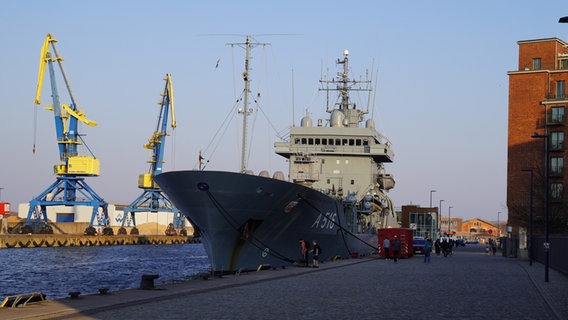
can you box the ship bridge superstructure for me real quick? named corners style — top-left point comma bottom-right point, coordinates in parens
top-left (274, 121), bottom-right (395, 200)
top-left (275, 50), bottom-right (395, 230)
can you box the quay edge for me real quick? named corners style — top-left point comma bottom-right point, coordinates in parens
top-left (0, 234), bottom-right (200, 249)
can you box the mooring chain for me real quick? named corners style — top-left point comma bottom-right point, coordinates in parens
top-left (204, 190), bottom-right (296, 264)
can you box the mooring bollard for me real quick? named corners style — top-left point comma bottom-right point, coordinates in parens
top-left (98, 288), bottom-right (109, 295)
top-left (140, 274), bottom-right (160, 289)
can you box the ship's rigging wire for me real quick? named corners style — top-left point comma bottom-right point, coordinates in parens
top-left (202, 42), bottom-right (285, 169)
top-left (33, 104), bottom-right (38, 154)
top-left (367, 60), bottom-right (375, 114)
top-left (170, 128), bottom-right (176, 170)
top-left (371, 68), bottom-right (378, 120)
top-left (199, 92), bottom-right (242, 168)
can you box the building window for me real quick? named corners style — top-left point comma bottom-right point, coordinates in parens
top-left (557, 80), bottom-right (566, 98)
top-left (551, 157), bottom-right (564, 176)
top-left (551, 183), bottom-right (563, 201)
top-left (550, 132), bottom-right (564, 151)
top-left (410, 212), bottom-right (435, 238)
top-left (561, 59), bottom-right (568, 70)
top-left (550, 106), bottom-right (565, 124)
top-left (533, 58), bottom-right (541, 70)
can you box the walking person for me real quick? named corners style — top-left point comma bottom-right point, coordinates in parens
top-left (434, 238), bottom-right (441, 256)
top-left (391, 236), bottom-right (400, 263)
top-left (311, 240), bottom-right (322, 268)
top-left (382, 237), bottom-right (391, 260)
top-left (424, 238), bottom-right (433, 263)
top-left (299, 239), bottom-right (310, 267)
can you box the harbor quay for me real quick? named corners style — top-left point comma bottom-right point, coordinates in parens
top-left (1, 245), bottom-right (567, 320)
top-left (0, 234), bottom-right (199, 249)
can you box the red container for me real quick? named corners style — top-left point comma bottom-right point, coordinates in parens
top-left (378, 228), bottom-right (414, 258)
top-left (0, 202), bottom-right (10, 215)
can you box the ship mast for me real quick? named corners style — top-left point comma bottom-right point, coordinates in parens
top-left (227, 35), bottom-right (269, 173)
top-left (320, 50), bottom-right (371, 128)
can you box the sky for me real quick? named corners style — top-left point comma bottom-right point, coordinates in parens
top-left (1, 1), bottom-right (568, 223)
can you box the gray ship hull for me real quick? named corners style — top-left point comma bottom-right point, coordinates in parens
top-left (154, 170), bottom-right (377, 272)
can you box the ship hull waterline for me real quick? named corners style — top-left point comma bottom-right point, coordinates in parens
top-left (154, 170), bottom-right (378, 272)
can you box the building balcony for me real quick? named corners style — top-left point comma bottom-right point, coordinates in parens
top-left (547, 114), bottom-right (565, 126)
top-left (545, 92), bottom-right (568, 100)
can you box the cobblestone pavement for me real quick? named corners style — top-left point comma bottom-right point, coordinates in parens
top-left (3, 245), bottom-right (567, 320)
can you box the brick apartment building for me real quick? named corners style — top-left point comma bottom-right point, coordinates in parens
top-left (507, 37), bottom-right (568, 236)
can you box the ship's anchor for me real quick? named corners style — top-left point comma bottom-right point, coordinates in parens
top-left (204, 190), bottom-right (295, 264)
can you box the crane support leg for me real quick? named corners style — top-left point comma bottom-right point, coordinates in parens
top-left (22, 177), bottom-right (112, 235)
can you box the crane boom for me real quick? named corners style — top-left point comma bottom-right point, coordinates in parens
top-left (21, 33), bottom-right (111, 236)
top-left (34, 34), bottom-right (55, 105)
top-left (120, 74), bottom-right (183, 235)
top-left (34, 33), bottom-right (99, 174)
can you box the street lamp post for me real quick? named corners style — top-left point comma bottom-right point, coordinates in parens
top-left (497, 211), bottom-right (501, 238)
top-left (429, 190), bottom-right (436, 239)
top-left (429, 190), bottom-right (436, 209)
top-left (531, 131), bottom-right (549, 282)
top-left (439, 199), bottom-right (444, 237)
top-left (521, 168), bottom-right (534, 266)
top-left (448, 206), bottom-right (453, 234)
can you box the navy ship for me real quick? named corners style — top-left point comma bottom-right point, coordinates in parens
top-left (155, 39), bottom-right (396, 273)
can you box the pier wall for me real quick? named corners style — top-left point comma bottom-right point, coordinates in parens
top-left (0, 234), bottom-right (200, 249)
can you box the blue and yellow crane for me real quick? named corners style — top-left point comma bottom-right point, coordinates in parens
top-left (118, 74), bottom-right (185, 236)
top-left (21, 34), bottom-right (112, 235)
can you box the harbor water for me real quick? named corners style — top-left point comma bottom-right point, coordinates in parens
top-left (0, 243), bottom-right (211, 300)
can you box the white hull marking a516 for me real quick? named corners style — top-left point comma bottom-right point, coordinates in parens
top-left (311, 212), bottom-right (337, 229)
